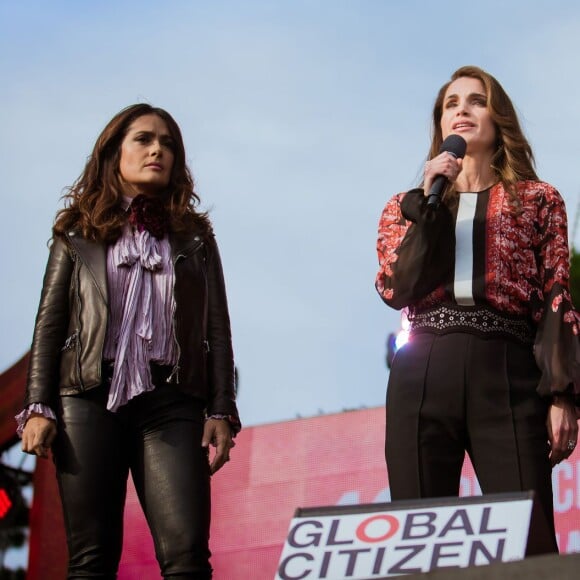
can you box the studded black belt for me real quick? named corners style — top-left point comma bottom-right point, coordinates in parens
top-left (409, 304), bottom-right (535, 345)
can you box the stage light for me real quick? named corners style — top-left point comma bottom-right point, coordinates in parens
top-left (0, 487), bottom-right (13, 519)
top-left (386, 310), bottom-right (411, 369)
top-left (394, 329), bottom-right (410, 350)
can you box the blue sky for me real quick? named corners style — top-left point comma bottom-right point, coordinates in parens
top-left (1, 0), bottom-right (580, 430)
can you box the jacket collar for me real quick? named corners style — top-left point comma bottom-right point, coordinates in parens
top-left (170, 232), bottom-right (206, 262)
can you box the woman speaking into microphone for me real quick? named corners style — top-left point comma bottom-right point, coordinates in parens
top-left (375, 65), bottom-right (579, 550)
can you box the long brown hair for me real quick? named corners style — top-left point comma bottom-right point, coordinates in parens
top-left (429, 66), bottom-right (538, 204)
top-left (53, 104), bottom-right (211, 242)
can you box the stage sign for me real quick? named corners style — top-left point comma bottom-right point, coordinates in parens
top-left (276, 493), bottom-right (535, 579)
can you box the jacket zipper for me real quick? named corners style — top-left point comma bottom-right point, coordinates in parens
top-left (73, 256), bottom-right (84, 390)
top-left (168, 251), bottom-right (186, 383)
top-left (62, 332), bottom-right (78, 351)
top-left (167, 238), bottom-right (206, 384)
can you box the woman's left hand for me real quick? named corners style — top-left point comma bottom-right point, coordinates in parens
top-left (546, 396), bottom-right (579, 467)
top-left (202, 418), bottom-right (235, 474)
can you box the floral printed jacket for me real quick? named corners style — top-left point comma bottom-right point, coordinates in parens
top-left (375, 180), bottom-right (580, 398)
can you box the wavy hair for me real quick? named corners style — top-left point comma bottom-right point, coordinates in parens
top-left (53, 104), bottom-right (211, 242)
top-left (428, 66), bottom-right (538, 206)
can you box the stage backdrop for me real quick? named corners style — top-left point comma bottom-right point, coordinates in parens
top-left (28, 406), bottom-right (580, 579)
top-left (119, 407), bottom-right (580, 579)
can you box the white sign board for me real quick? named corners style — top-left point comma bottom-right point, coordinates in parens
top-left (276, 495), bottom-right (533, 579)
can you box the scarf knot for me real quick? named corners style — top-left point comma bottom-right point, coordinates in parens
top-left (128, 194), bottom-right (170, 239)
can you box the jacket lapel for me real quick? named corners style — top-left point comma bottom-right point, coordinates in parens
top-left (66, 232), bottom-right (108, 305)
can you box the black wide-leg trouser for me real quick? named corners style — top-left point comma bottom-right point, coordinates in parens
top-left (386, 331), bottom-right (557, 551)
top-left (52, 378), bottom-right (212, 579)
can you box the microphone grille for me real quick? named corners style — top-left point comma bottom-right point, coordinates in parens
top-left (439, 134), bottom-right (467, 158)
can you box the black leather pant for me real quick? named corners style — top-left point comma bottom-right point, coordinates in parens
top-left (52, 377), bottom-right (212, 579)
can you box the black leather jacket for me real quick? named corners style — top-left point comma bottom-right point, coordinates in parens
top-left (25, 229), bottom-right (240, 427)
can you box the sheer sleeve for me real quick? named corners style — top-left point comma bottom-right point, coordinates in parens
top-left (531, 186), bottom-right (580, 399)
top-left (375, 189), bottom-right (455, 310)
top-left (15, 403), bottom-right (57, 437)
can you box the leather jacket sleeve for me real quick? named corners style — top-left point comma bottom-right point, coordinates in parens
top-left (25, 237), bottom-right (74, 408)
top-left (205, 236), bottom-right (241, 431)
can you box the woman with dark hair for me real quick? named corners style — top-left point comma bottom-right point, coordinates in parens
top-left (376, 66), bottom-right (579, 549)
top-left (18, 104), bottom-right (240, 579)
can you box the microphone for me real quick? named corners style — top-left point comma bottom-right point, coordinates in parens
top-left (425, 134), bottom-right (467, 209)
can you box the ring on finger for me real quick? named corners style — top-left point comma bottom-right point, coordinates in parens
top-left (567, 440), bottom-right (577, 451)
